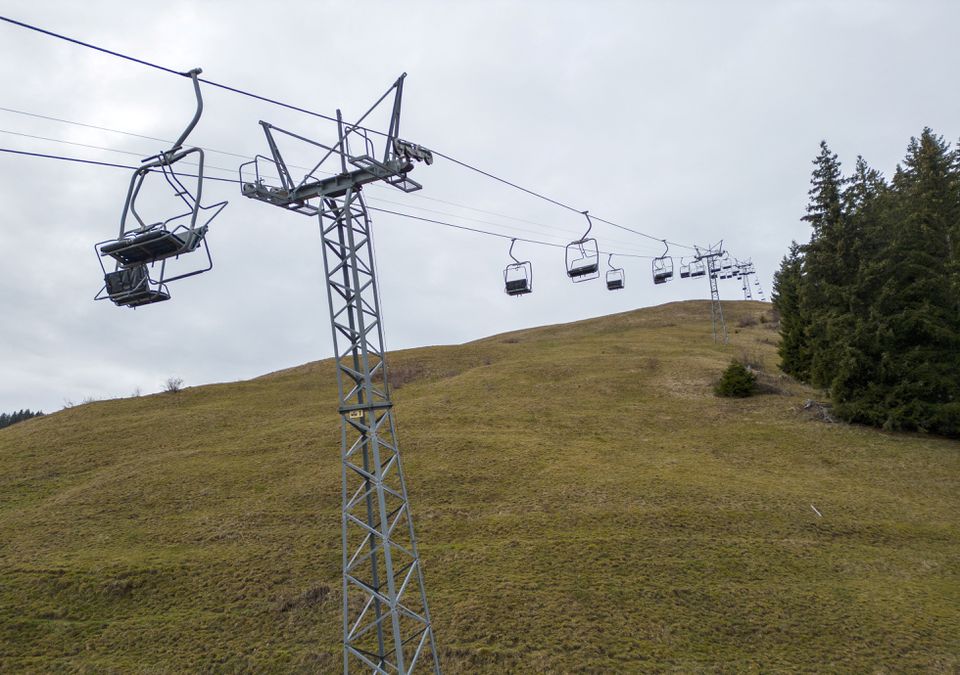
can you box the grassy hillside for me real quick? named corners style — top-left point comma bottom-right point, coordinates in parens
top-left (1, 300), bottom-right (958, 673)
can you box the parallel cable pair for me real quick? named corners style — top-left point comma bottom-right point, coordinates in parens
top-left (0, 14), bottom-right (699, 252)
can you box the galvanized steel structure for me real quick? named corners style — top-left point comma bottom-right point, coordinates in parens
top-left (241, 74), bottom-right (440, 674)
top-left (695, 242), bottom-right (728, 344)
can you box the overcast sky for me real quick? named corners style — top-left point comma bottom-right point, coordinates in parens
top-left (1, 1), bottom-right (958, 413)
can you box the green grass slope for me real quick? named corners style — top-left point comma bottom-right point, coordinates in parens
top-left (1, 300), bottom-right (958, 673)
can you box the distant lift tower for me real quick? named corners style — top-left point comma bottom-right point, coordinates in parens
top-left (694, 242), bottom-right (728, 344)
top-left (240, 75), bottom-right (440, 674)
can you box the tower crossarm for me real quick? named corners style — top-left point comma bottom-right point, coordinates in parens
top-left (241, 157), bottom-right (419, 215)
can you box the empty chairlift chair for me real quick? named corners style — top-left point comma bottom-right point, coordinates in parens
top-left (565, 212), bottom-right (600, 282)
top-left (605, 254), bottom-right (625, 290)
top-left (102, 264), bottom-right (170, 307)
top-left (689, 259), bottom-right (706, 278)
top-left (652, 240), bottom-right (674, 285)
top-left (94, 68), bottom-right (227, 308)
top-left (504, 238), bottom-right (533, 296)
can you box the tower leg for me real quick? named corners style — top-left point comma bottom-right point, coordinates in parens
top-left (706, 257), bottom-right (727, 344)
top-left (318, 187), bottom-right (440, 674)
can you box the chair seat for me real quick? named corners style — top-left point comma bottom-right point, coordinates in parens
top-left (505, 279), bottom-right (531, 295)
top-left (100, 228), bottom-right (199, 265)
top-left (115, 289), bottom-right (171, 307)
top-left (567, 262), bottom-right (598, 278)
top-left (103, 266), bottom-right (170, 307)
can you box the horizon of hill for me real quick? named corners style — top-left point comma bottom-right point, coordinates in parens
top-left (1, 299), bottom-right (958, 672)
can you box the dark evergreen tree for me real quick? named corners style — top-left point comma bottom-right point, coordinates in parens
top-left (829, 157), bottom-right (890, 415)
top-left (861, 129), bottom-right (960, 434)
top-left (0, 408), bottom-right (44, 430)
top-left (799, 141), bottom-right (849, 388)
top-left (715, 361), bottom-right (758, 397)
top-left (772, 241), bottom-right (810, 378)
top-left (778, 130), bottom-right (960, 437)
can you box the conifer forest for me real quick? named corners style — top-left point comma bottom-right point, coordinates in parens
top-left (773, 128), bottom-right (960, 438)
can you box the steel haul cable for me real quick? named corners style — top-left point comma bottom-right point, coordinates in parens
top-left (0, 107), bottom-right (663, 251)
top-left (0, 13), bottom-right (699, 251)
top-left (0, 146), bottom-right (658, 259)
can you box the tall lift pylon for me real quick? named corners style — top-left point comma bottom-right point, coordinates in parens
top-left (241, 74), bottom-right (439, 674)
top-left (694, 242), bottom-right (728, 344)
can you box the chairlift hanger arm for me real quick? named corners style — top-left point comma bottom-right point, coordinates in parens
top-left (168, 68), bottom-right (203, 157)
top-left (577, 211), bottom-right (593, 242)
top-left (508, 237), bottom-right (527, 265)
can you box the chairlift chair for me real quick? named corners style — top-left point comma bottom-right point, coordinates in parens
top-left (565, 212), bottom-right (600, 282)
top-left (689, 259), bottom-right (706, 278)
top-left (605, 254), bottom-right (625, 290)
top-left (95, 68), bottom-right (227, 308)
top-left (504, 239), bottom-right (532, 296)
top-left (100, 264), bottom-right (170, 307)
top-left (679, 258), bottom-right (692, 279)
top-left (652, 240), bottom-right (674, 284)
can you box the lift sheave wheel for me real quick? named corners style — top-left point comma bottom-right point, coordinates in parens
top-left (504, 238), bottom-right (532, 296)
top-left (94, 67), bottom-right (227, 309)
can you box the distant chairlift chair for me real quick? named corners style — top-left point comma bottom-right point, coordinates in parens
top-left (94, 68), bottom-right (227, 308)
top-left (605, 254), bottom-right (625, 290)
top-left (504, 238), bottom-right (533, 296)
top-left (652, 240), bottom-right (674, 285)
top-left (565, 212), bottom-right (600, 282)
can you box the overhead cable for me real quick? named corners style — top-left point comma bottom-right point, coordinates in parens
top-left (0, 14), bottom-right (699, 251)
top-left (0, 119), bottom-right (661, 252)
top-left (0, 146), bottom-right (658, 259)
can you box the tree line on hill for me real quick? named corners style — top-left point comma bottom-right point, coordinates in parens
top-left (773, 128), bottom-right (960, 438)
top-left (0, 409), bottom-right (44, 430)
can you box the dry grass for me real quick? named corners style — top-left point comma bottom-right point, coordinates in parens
top-left (1, 300), bottom-right (958, 673)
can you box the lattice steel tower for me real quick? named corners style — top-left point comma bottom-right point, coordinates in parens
top-left (240, 75), bottom-right (440, 674)
top-left (695, 242), bottom-right (728, 344)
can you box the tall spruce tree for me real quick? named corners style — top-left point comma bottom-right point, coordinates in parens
top-left (772, 241), bottom-right (810, 378)
top-left (842, 130), bottom-right (960, 435)
top-left (799, 141), bottom-right (847, 388)
top-left (829, 157), bottom-right (889, 415)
